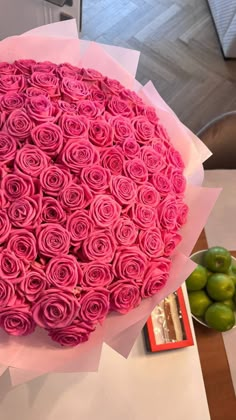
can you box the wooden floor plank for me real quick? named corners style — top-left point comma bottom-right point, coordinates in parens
top-left (135, 4), bottom-right (181, 42)
top-left (81, 0), bottom-right (236, 132)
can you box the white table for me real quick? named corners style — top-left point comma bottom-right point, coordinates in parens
top-left (0, 287), bottom-right (210, 420)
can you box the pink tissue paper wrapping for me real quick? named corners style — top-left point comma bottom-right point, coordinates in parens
top-left (0, 19), bottom-right (220, 386)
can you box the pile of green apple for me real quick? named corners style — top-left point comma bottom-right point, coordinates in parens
top-left (186, 247), bottom-right (236, 332)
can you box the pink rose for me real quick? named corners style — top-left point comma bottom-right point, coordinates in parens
top-left (167, 146), bottom-right (185, 169)
top-left (101, 146), bottom-right (124, 175)
top-left (111, 116), bottom-right (134, 144)
top-left (141, 146), bottom-right (166, 173)
top-left (46, 255), bottom-right (82, 289)
top-left (171, 170), bottom-right (186, 194)
top-left (19, 267), bottom-right (47, 302)
top-left (40, 165), bottom-right (72, 196)
top-left (0, 305), bottom-right (36, 336)
top-left (132, 116), bottom-right (155, 144)
top-left (57, 63), bottom-right (82, 80)
top-left (0, 75), bottom-right (25, 94)
top-left (78, 288), bottom-right (110, 322)
top-left (122, 138), bottom-right (140, 159)
top-left (7, 229), bottom-right (37, 262)
top-left (37, 223), bottom-right (70, 258)
top-left (0, 92), bottom-right (24, 113)
top-left (144, 106), bottom-right (159, 125)
top-left (110, 175), bottom-right (137, 205)
top-left (81, 262), bottom-right (113, 288)
top-left (6, 109), bottom-right (34, 140)
top-left (141, 264), bottom-right (168, 298)
top-left (153, 139), bottom-right (168, 157)
top-left (101, 77), bottom-right (123, 95)
top-left (139, 228), bottom-right (164, 259)
top-left (133, 104), bottom-right (145, 116)
top-left (2, 173), bottom-right (34, 201)
top-left (109, 280), bottom-right (141, 314)
top-left (41, 197), bottom-right (66, 224)
top-left (32, 61), bottom-right (57, 74)
top-left (14, 59), bottom-right (36, 76)
top-left (113, 246), bottom-right (147, 282)
top-left (120, 88), bottom-right (144, 105)
top-left (151, 173), bottom-right (171, 196)
top-left (25, 95), bottom-right (60, 123)
top-left (25, 87), bottom-right (50, 98)
top-left (48, 321), bottom-right (95, 347)
top-left (135, 105), bottom-right (159, 125)
top-left (82, 230), bottom-right (116, 263)
top-left (162, 231), bottom-right (182, 256)
top-left (32, 289), bottom-right (79, 328)
top-left (113, 217), bottom-right (138, 246)
top-left (0, 211), bottom-right (11, 243)
top-left (61, 139), bottom-right (99, 173)
top-left (0, 279), bottom-right (16, 307)
top-left (155, 123), bottom-right (171, 143)
top-left (0, 132), bottom-right (17, 164)
top-left (59, 113), bottom-right (89, 140)
top-left (0, 249), bottom-right (25, 284)
top-left (0, 62), bottom-right (16, 75)
top-left (131, 203), bottom-right (157, 229)
top-left (107, 97), bottom-right (133, 118)
top-left (66, 210), bottom-right (94, 246)
top-left (137, 184), bottom-right (160, 207)
top-left (155, 256), bottom-right (172, 273)
top-left (124, 158), bottom-right (148, 184)
top-left (82, 68), bottom-right (103, 82)
top-left (31, 122), bottom-right (64, 157)
top-left (81, 165), bottom-right (110, 193)
top-left (57, 100), bottom-right (77, 114)
top-left (15, 145), bottom-right (49, 177)
top-left (29, 72), bottom-right (59, 96)
top-left (158, 196), bottom-right (178, 231)
top-left (89, 119), bottom-right (113, 147)
top-left (89, 87), bottom-right (107, 104)
top-left (59, 183), bottom-right (92, 211)
top-left (61, 78), bottom-right (89, 102)
top-left (89, 195), bottom-right (121, 227)
top-left (77, 100), bottom-right (102, 119)
top-left (8, 195), bottom-right (41, 228)
top-left (176, 201), bottom-right (188, 228)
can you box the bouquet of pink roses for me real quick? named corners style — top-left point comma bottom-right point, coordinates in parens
top-left (0, 20), bottom-right (220, 385)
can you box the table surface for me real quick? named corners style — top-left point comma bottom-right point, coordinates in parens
top-left (0, 335), bottom-right (210, 420)
top-left (193, 230), bottom-right (236, 420)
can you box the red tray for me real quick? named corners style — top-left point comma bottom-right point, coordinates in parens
top-left (144, 287), bottom-right (194, 352)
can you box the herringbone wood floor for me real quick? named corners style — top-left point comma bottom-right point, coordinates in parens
top-left (81, 0), bottom-right (236, 133)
